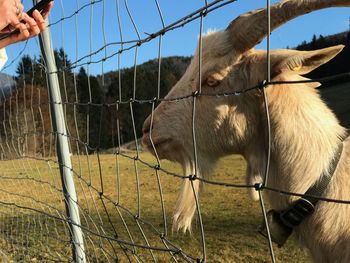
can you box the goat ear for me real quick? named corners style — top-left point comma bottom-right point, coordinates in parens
top-left (276, 45), bottom-right (344, 75)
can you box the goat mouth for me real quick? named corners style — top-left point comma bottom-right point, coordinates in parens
top-left (142, 134), bottom-right (179, 159)
top-left (152, 138), bottom-right (172, 150)
top-left (142, 134), bottom-right (170, 151)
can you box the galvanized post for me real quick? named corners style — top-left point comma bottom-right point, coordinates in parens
top-left (36, 1), bottom-right (86, 262)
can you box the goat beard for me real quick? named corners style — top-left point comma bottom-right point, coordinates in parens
top-left (172, 157), bottom-right (214, 233)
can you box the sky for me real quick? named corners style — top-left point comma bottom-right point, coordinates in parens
top-left (2, 0), bottom-right (350, 76)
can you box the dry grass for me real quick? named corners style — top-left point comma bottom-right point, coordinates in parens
top-left (0, 152), bottom-right (310, 262)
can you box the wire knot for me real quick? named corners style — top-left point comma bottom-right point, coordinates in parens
top-left (259, 80), bottom-right (268, 90)
top-left (192, 90), bottom-right (200, 97)
top-left (254, 183), bottom-right (264, 191)
top-left (189, 174), bottom-right (197, 181)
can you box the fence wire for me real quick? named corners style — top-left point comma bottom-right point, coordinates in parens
top-left (0, 0), bottom-right (349, 262)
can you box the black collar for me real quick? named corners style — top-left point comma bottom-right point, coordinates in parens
top-left (259, 142), bottom-right (344, 247)
top-left (304, 142), bottom-right (344, 205)
top-left (279, 142), bottom-right (344, 229)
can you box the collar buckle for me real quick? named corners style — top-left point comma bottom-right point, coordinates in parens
top-left (259, 199), bottom-right (315, 247)
top-left (279, 198), bottom-right (315, 228)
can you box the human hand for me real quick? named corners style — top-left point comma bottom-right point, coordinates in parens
top-left (0, 0), bottom-right (24, 33)
top-left (0, 1), bottom-right (53, 48)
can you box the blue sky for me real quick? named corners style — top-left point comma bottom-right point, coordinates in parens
top-left (2, 0), bottom-right (350, 76)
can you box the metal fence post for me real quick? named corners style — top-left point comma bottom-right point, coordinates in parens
top-left (36, 2), bottom-right (86, 262)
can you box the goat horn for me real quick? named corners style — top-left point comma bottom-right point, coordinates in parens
top-left (227, 0), bottom-right (350, 53)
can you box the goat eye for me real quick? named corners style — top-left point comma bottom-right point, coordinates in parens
top-left (205, 77), bottom-right (220, 87)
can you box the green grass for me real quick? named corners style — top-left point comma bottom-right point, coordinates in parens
top-left (0, 153), bottom-right (310, 262)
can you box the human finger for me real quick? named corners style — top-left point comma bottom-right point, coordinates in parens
top-left (15, 2), bottom-right (24, 20)
top-left (0, 0), bottom-right (23, 31)
top-left (25, 13), bottom-right (41, 36)
top-left (31, 10), bottom-right (46, 31)
top-left (21, 13), bottom-right (41, 36)
top-left (15, 1), bottom-right (24, 14)
top-left (11, 0), bottom-right (24, 21)
top-left (7, 5), bottom-right (23, 30)
top-left (14, 0), bottom-right (23, 9)
top-left (15, 22), bottom-right (30, 40)
top-left (40, 1), bottom-right (54, 20)
top-left (2, 15), bottom-right (39, 45)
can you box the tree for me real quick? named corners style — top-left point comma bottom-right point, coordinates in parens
top-left (318, 35), bottom-right (326, 48)
top-left (310, 34), bottom-right (317, 50)
top-left (16, 55), bottom-right (45, 87)
top-left (76, 67), bottom-right (106, 150)
top-left (104, 56), bottom-right (191, 145)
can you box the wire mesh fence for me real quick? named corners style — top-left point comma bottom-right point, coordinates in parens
top-left (0, 0), bottom-right (349, 262)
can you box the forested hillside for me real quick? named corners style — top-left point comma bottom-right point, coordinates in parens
top-left (0, 52), bottom-right (191, 155)
top-left (296, 31), bottom-right (350, 128)
top-left (297, 31), bottom-right (350, 81)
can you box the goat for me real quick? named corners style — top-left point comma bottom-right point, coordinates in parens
top-left (142, 0), bottom-right (350, 261)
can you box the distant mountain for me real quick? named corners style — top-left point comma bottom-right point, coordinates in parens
top-left (0, 72), bottom-right (15, 99)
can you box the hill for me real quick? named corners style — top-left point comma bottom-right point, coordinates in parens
top-left (297, 31), bottom-right (350, 81)
top-left (97, 56), bottom-right (191, 99)
top-left (0, 72), bottom-right (15, 100)
top-left (97, 56), bottom-right (192, 146)
top-left (295, 31), bottom-right (350, 129)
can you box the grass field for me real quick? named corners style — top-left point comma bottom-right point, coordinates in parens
top-left (0, 152), bottom-right (311, 262)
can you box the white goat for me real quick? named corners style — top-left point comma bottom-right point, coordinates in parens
top-left (142, 0), bottom-right (350, 262)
